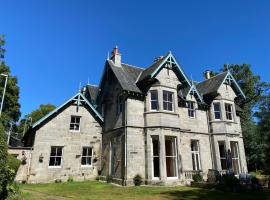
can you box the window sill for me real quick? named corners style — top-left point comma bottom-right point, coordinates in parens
top-left (48, 166), bottom-right (62, 169)
top-left (210, 120), bottom-right (237, 124)
top-left (145, 111), bottom-right (178, 116)
top-left (81, 165), bottom-right (93, 168)
top-left (69, 130), bottom-right (81, 133)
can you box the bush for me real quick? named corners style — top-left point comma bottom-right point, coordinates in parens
top-left (67, 176), bottom-right (74, 182)
top-left (133, 174), bottom-right (143, 186)
top-left (216, 174), bottom-right (240, 192)
top-left (251, 176), bottom-right (259, 185)
top-left (106, 175), bottom-right (113, 183)
top-left (0, 124), bottom-right (8, 200)
top-left (192, 173), bottom-right (203, 183)
top-left (7, 154), bottom-right (21, 182)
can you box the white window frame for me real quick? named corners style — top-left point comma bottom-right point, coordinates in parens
top-left (165, 136), bottom-right (178, 179)
top-left (191, 140), bottom-right (201, 171)
top-left (225, 103), bottom-right (233, 121)
top-left (81, 147), bottom-right (93, 167)
top-left (151, 136), bottom-right (160, 180)
top-left (163, 90), bottom-right (174, 112)
top-left (213, 102), bottom-right (221, 120)
top-left (49, 146), bottom-right (63, 168)
top-left (69, 115), bottom-right (81, 132)
top-left (230, 141), bottom-right (241, 174)
top-left (218, 141), bottom-right (227, 170)
top-left (186, 101), bottom-right (196, 118)
top-left (149, 90), bottom-right (159, 111)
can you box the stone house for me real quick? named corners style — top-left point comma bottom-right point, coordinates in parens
top-left (21, 47), bottom-right (247, 185)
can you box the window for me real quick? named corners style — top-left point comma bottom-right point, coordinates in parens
top-left (117, 95), bottom-right (124, 114)
top-left (165, 137), bottom-right (178, 178)
top-left (69, 116), bottom-right (81, 131)
top-left (230, 142), bottom-right (240, 174)
top-left (213, 102), bottom-right (221, 120)
top-left (187, 101), bottom-right (196, 118)
top-left (163, 91), bottom-right (174, 111)
top-left (191, 140), bottom-right (201, 171)
top-left (150, 90), bottom-right (158, 111)
top-left (49, 146), bottom-right (63, 167)
top-left (152, 136), bottom-right (160, 178)
top-left (225, 103), bottom-right (233, 120)
top-left (218, 141), bottom-right (227, 170)
top-left (81, 147), bottom-right (93, 166)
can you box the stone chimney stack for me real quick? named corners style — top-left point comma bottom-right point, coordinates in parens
top-left (204, 70), bottom-right (211, 80)
top-left (110, 46), bottom-right (121, 67)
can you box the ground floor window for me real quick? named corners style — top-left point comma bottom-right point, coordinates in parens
top-left (218, 141), bottom-right (227, 170)
top-left (191, 140), bottom-right (201, 171)
top-left (81, 147), bottom-right (93, 166)
top-left (230, 141), bottom-right (240, 174)
top-left (165, 137), bottom-right (178, 178)
top-left (49, 146), bottom-right (63, 167)
top-left (152, 136), bottom-right (160, 178)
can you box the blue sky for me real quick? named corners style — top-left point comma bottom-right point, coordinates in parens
top-left (1, 0), bottom-right (270, 117)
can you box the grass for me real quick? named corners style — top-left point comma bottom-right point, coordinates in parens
top-left (19, 181), bottom-right (270, 200)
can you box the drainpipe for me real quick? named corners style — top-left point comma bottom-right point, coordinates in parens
top-left (206, 109), bottom-right (214, 169)
top-left (124, 98), bottom-right (127, 185)
top-left (27, 147), bottom-right (33, 182)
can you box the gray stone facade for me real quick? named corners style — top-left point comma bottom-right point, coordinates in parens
top-left (21, 47), bottom-right (248, 185)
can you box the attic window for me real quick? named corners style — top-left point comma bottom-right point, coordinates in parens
top-left (186, 101), bottom-right (196, 118)
top-left (69, 116), bottom-right (81, 131)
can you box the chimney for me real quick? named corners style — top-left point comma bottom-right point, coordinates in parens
top-left (204, 70), bottom-right (211, 80)
top-left (110, 46), bottom-right (121, 67)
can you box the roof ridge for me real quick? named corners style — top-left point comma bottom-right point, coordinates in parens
top-left (197, 71), bottom-right (228, 84)
top-left (121, 62), bottom-right (145, 70)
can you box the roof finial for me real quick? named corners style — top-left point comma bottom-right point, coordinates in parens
top-left (87, 77), bottom-right (90, 85)
top-left (78, 82), bottom-right (81, 92)
top-left (107, 51), bottom-right (109, 60)
top-left (190, 74), bottom-right (194, 85)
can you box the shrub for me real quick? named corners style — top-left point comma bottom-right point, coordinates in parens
top-left (192, 173), bottom-right (203, 183)
top-left (0, 124), bottom-right (8, 200)
top-left (133, 174), bottom-right (143, 186)
top-left (67, 176), bottom-right (74, 182)
top-left (251, 176), bottom-right (259, 185)
top-left (7, 154), bottom-right (21, 181)
top-left (106, 175), bottom-right (113, 183)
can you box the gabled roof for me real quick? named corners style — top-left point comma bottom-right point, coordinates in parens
top-left (178, 83), bottom-right (204, 103)
top-left (85, 84), bottom-right (99, 102)
top-left (104, 60), bottom-right (144, 94)
top-left (137, 52), bottom-right (191, 87)
top-left (196, 71), bottom-right (246, 99)
top-left (31, 92), bottom-right (103, 129)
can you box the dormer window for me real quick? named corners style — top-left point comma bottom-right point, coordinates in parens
top-left (186, 101), bottom-right (196, 118)
top-left (213, 103), bottom-right (221, 120)
top-left (163, 91), bottom-right (174, 111)
top-left (150, 90), bottom-right (158, 111)
top-left (70, 116), bottom-right (81, 131)
top-left (225, 103), bottom-right (233, 120)
top-left (117, 94), bottom-right (124, 114)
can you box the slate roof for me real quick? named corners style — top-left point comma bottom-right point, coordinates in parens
top-left (107, 60), bottom-right (144, 93)
top-left (196, 72), bottom-right (228, 96)
top-left (137, 55), bottom-right (167, 82)
top-left (86, 85), bottom-right (99, 102)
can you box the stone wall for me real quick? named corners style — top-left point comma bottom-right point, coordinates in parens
top-left (27, 104), bottom-right (102, 183)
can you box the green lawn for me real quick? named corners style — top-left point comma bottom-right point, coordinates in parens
top-left (20, 181), bottom-right (270, 200)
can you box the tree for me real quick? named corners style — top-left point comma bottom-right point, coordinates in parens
top-left (0, 35), bottom-right (21, 127)
top-left (255, 93), bottom-right (270, 171)
top-left (0, 123), bottom-right (8, 199)
top-left (223, 64), bottom-right (270, 170)
top-left (16, 104), bottom-right (56, 138)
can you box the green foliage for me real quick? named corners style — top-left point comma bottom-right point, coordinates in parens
top-left (0, 123), bottom-right (8, 199)
top-left (67, 176), bottom-right (74, 183)
top-left (0, 35), bottom-right (21, 127)
top-left (133, 174), bottom-right (143, 186)
top-left (7, 154), bottom-right (21, 181)
top-left (192, 173), bottom-right (203, 183)
top-left (106, 175), bottom-right (113, 183)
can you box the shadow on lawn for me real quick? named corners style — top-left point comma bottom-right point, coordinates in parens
top-left (160, 188), bottom-right (270, 200)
